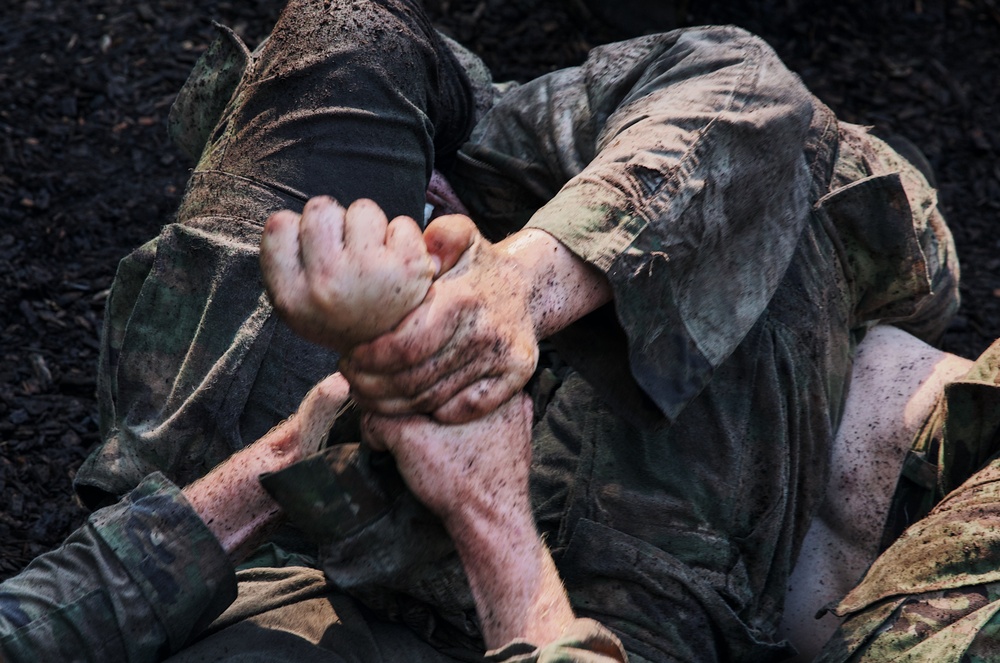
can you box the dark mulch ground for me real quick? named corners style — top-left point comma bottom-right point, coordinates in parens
top-left (2, 0), bottom-right (998, 580)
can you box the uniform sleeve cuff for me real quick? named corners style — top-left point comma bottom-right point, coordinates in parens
top-left (89, 472), bottom-right (237, 651)
top-left (485, 618), bottom-right (628, 662)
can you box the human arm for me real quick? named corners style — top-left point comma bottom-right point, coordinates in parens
top-left (182, 372), bottom-right (351, 560)
top-left (363, 396), bottom-right (626, 660)
top-left (259, 177), bottom-right (610, 423)
top-left (342, 26), bottom-right (824, 423)
top-left (0, 373), bottom-right (350, 663)
top-left (258, 169), bottom-right (480, 355)
top-left (341, 217), bottom-right (611, 422)
top-left (0, 474), bottom-right (236, 663)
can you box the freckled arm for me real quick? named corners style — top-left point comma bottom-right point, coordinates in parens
top-left (183, 373), bottom-right (350, 563)
top-left (498, 228), bottom-right (612, 342)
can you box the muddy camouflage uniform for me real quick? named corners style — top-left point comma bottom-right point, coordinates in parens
top-left (0, 0), bottom-right (961, 659)
top-left (0, 474), bottom-right (235, 662)
top-left (814, 338), bottom-right (1000, 663)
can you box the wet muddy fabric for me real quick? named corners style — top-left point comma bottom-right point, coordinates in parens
top-left (264, 32), bottom-right (957, 662)
top-left (815, 339), bottom-right (1000, 663)
top-left (163, 562), bottom-right (627, 663)
top-left (0, 468), bottom-right (624, 663)
top-left (0, 473), bottom-right (235, 663)
top-left (75, 0), bottom-right (477, 507)
top-left (66, 0), bottom-right (961, 660)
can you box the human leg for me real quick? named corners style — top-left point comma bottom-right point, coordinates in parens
top-left (779, 325), bottom-right (972, 661)
top-left (79, 0), bottom-right (477, 502)
top-left (191, 0), bottom-right (475, 220)
top-left (812, 337), bottom-right (1000, 662)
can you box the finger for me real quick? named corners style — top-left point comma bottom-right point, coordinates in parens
top-left (386, 215), bottom-right (438, 277)
top-left (301, 372), bottom-right (351, 418)
top-left (433, 373), bottom-right (527, 424)
top-left (360, 411), bottom-right (388, 452)
top-left (344, 198), bottom-right (389, 251)
top-left (344, 337), bottom-right (479, 401)
top-left (295, 373), bottom-right (352, 455)
top-left (341, 285), bottom-right (466, 373)
top-left (423, 214), bottom-right (478, 275)
top-left (361, 411), bottom-right (426, 454)
top-left (260, 209), bottom-right (309, 314)
top-left (298, 196), bottom-right (347, 285)
top-left (348, 352), bottom-right (488, 415)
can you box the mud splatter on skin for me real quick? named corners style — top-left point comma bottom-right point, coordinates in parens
top-left (364, 393), bottom-right (575, 647)
top-left (780, 326), bottom-right (974, 656)
top-left (261, 196), bottom-right (437, 352)
top-left (182, 373), bottom-right (350, 562)
top-left (340, 222), bottom-right (611, 424)
top-left (342, 219), bottom-right (540, 422)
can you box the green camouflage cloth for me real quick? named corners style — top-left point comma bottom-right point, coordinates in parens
top-left (70, 1), bottom-right (960, 660)
top-left (816, 338), bottom-right (1000, 663)
top-left (0, 467), bottom-right (623, 663)
top-left (0, 473), bottom-right (235, 662)
top-left (486, 620), bottom-right (628, 663)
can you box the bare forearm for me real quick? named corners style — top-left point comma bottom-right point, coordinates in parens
top-left (364, 394), bottom-right (575, 648)
top-left (498, 228), bottom-right (612, 341)
top-left (183, 373), bottom-right (351, 562)
top-left (181, 428), bottom-right (295, 563)
top-left (446, 505), bottom-right (575, 649)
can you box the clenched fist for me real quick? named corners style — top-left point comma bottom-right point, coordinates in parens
top-left (260, 196), bottom-right (438, 352)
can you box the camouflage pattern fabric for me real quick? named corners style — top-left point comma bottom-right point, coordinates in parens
top-left (816, 338), bottom-right (1000, 663)
top-left (75, 0), bottom-right (478, 508)
top-left (0, 465), bottom-right (623, 663)
top-left (65, 0), bottom-right (961, 660)
top-left (486, 619), bottom-right (628, 663)
top-left (0, 473), bottom-right (235, 662)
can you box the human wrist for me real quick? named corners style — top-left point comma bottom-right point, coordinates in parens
top-left (498, 228), bottom-right (611, 340)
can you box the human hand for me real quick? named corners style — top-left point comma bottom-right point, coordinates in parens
top-left (260, 196), bottom-right (438, 352)
top-left (184, 372), bottom-right (350, 561)
top-left (340, 214), bottom-right (539, 423)
top-left (292, 372), bottom-right (353, 456)
top-left (362, 392), bottom-right (534, 527)
top-left (363, 394), bottom-right (581, 649)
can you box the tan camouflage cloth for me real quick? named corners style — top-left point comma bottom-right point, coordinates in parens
top-left (817, 338), bottom-right (1000, 663)
top-left (46, 0), bottom-right (962, 659)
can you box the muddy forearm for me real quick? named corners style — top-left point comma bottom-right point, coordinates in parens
top-left (183, 373), bottom-right (351, 563)
top-left (181, 428), bottom-right (296, 563)
top-left (445, 502), bottom-right (576, 650)
top-left (498, 228), bottom-right (612, 341)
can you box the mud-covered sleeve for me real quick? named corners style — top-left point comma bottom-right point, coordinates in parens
top-left (0, 472), bottom-right (237, 663)
top-left (452, 26), bottom-right (820, 422)
top-left (485, 619), bottom-right (628, 663)
top-left (78, 205), bottom-right (341, 507)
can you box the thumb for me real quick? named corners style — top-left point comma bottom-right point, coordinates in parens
top-left (424, 214), bottom-right (478, 276)
top-left (361, 411), bottom-right (401, 452)
top-left (295, 373), bottom-right (351, 455)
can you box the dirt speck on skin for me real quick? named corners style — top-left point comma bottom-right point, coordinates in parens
top-left (3, 0), bottom-right (999, 580)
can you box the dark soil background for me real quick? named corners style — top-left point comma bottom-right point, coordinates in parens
top-left (2, 0), bottom-right (998, 582)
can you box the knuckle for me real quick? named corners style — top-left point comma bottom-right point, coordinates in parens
top-left (398, 339), bottom-right (429, 365)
